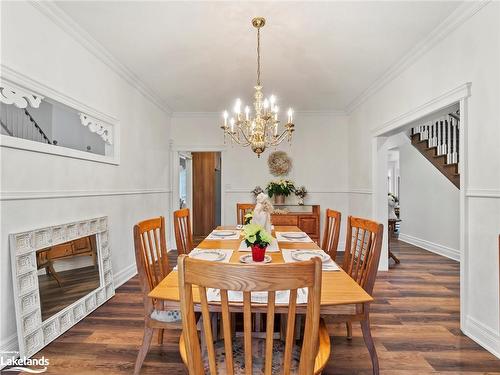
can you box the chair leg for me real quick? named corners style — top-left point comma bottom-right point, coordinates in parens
top-left (360, 319), bottom-right (379, 375)
top-left (134, 326), bottom-right (154, 375)
top-left (346, 322), bottom-right (352, 340)
top-left (157, 328), bottom-right (164, 345)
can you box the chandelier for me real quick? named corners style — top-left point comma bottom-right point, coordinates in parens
top-left (220, 17), bottom-right (295, 157)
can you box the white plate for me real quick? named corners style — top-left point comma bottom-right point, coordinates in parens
top-left (239, 254), bottom-right (272, 264)
top-left (291, 250), bottom-right (330, 263)
top-left (190, 250), bottom-right (226, 262)
top-left (282, 233), bottom-right (307, 239)
top-left (212, 231), bottom-right (237, 237)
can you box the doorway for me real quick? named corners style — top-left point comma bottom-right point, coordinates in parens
top-left (191, 152), bottom-right (222, 240)
top-left (371, 83), bottom-right (469, 331)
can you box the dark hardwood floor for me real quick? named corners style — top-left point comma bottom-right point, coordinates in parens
top-left (26, 240), bottom-right (500, 374)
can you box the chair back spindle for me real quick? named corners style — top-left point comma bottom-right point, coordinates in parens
top-left (133, 217), bottom-right (170, 312)
top-left (342, 216), bottom-right (383, 295)
top-left (236, 203), bottom-right (256, 225)
top-left (178, 257), bottom-right (322, 375)
top-left (321, 209), bottom-right (341, 260)
top-left (174, 208), bottom-right (194, 255)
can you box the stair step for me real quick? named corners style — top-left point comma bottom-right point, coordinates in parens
top-left (444, 163), bottom-right (458, 168)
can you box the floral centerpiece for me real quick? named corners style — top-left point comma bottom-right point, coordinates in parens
top-left (243, 223), bottom-right (273, 261)
top-left (294, 186), bottom-right (307, 205)
top-left (266, 179), bottom-right (295, 205)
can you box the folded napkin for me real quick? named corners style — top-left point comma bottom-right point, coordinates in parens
top-left (238, 238), bottom-right (280, 252)
top-left (172, 248), bottom-right (233, 270)
top-left (206, 230), bottom-right (241, 240)
top-left (275, 232), bottom-right (314, 243)
top-left (207, 287), bottom-right (308, 304)
top-left (281, 249), bottom-right (340, 271)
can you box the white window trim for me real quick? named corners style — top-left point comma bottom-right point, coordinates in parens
top-left (0, 65), bottom-right (120, 165)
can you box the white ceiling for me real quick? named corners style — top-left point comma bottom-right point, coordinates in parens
top-left (55, 1), bottom-right (462, 113)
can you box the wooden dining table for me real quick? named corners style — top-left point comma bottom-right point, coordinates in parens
top-left (149, 225), bottom-right (379, 374)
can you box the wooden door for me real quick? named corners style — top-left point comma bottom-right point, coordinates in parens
top-left (192, 152), bottom-right (217, 237)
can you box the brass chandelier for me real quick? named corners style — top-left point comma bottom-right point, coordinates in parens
top-left (220, 17), bottom-right (295, 157)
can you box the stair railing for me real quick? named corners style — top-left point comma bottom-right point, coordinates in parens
top-left (410, 111), bottom-right (460, 166)
top-left (0, 104), bottom-right (52, 144)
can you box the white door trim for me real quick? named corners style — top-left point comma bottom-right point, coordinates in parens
top-left (371, 82), bottom-right (471, 336)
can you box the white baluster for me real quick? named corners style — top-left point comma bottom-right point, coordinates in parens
top-left (446, 119), bottom-right (451, 163)
top-left (452, 118), bottom-right (458, 164)
top-left (437, 121), bottom-right (441, 154)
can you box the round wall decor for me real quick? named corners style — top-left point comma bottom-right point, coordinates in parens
top-left (268, 151), bottom-right (292, 176)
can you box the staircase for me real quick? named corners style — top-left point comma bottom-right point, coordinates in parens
top-left (410, 111), bottom-right (460, 189)
top-left (0, 104), bottom-right (52, 144)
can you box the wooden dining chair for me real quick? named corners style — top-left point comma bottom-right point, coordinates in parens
top-left (133, 216), bottom-right (182, 375)
top-left (174, 208), bottom-right (194, 255)
top-left (178, 256), bottom-right (330, 375)
top-left (325, 216), bottom-right (383, 375)
top-left (236, 203), bottom-right (255, 225)
top-left (321, 209), bottom-right (341, 261)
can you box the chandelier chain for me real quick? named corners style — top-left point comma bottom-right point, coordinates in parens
top-left (257, 27), bottom-right (261, 86)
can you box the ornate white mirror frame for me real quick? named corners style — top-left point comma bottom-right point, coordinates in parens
top-left (9, 216), bottom-right (115, 358)
top-left (0, 66), bottom-right (120, 165)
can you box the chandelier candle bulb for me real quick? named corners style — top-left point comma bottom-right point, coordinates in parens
top-left (223, 111), bottom-right (228, 126)
top-left (230, 118), bottom-right (235, 133)
top-left (263, 98), bottom-right (269, 109)
top-left (245, 106), bottom-right (250, 120)
top-left (287, 108), bottom-right (293, 123)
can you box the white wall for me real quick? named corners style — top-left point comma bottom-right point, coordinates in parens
top-left (398, 142), bottom-right (460, 259)
top-left (0, 1), bottom-right (171, 356)
top-left (348, 2), bottom-right (500, 356)
top-left (170, 112), bottom-right (350, 243)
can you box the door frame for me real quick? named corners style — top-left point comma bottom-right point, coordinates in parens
top-left (370, 82), bottom-right (470, 330)
top-left (169, 143), bottom-right (226, 246)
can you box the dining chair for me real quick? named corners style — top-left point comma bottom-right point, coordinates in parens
top-left (321, 209), bottom-right (341, 261)
top-left (236, 203), bottom-right (255, 225)
top-left (133, 216), bottom-right (182, 375)
top-left (325, 215), bottom-right (383, 375)
top-left (178, 256), bottom-right (330, 375)
top-left (174, 208), bottom-right (194, 255)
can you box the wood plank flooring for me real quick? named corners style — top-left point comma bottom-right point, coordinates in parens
top-left (25, 240), bottom-right (500, 374)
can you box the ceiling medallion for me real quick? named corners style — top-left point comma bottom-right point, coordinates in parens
top-left (220, 17), bottom-right (295, 158)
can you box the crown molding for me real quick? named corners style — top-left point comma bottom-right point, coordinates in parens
top-left (345, 0), bottom-right (491, 114)
top-left (171, 110), bottom-right (347, 118)
top-left (30, 1), bottom-right (172, 115)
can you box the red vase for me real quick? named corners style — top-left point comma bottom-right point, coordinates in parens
top-left (251, 244), bottom-right (267, 262)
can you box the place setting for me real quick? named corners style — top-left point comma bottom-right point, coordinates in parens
top-left (275, 231), bottom-right (314, 243)
top-left (172, 248), bottom-right (233, 270)
top-left (282, 249), bottom-right (341, 271)
top-left (205, 229), bottom-right (241, 240)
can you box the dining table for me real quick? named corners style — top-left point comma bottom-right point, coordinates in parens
top-left (149, 225), bottom-right (379, 374)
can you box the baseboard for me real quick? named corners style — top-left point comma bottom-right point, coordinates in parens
top-left (0, 333), bottom-right (19, 369)
top-left (113, 262), bottom-right (137, 289)
top-left (398, 233), bottom-right (460, 261)
top-left (463, 315), bottom-right (500, 359)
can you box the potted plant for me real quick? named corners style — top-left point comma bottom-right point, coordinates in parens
top-left (266, 179), bottom-right (295, 205)
top-left (294, 186), bottom-right (307, 205)
top-left (243, 223), bottom-right (273, 262)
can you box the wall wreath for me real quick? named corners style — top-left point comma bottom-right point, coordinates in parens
top-left (267, 151), bottom-right (292, 176)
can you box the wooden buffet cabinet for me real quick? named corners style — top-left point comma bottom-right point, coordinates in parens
top-left (271, 205), bottom-right (320, 243)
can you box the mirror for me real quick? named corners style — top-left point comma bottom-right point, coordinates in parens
top-left (10, 217), bottom-right (114, 358)
top-left (36, 235), bottom-right (100, 321)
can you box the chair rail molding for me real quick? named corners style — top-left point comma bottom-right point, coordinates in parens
top-left (0, 188), bottom-right (170, 201)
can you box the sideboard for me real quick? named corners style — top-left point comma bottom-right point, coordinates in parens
top-left (271, 205), bottom-right (320, 244)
